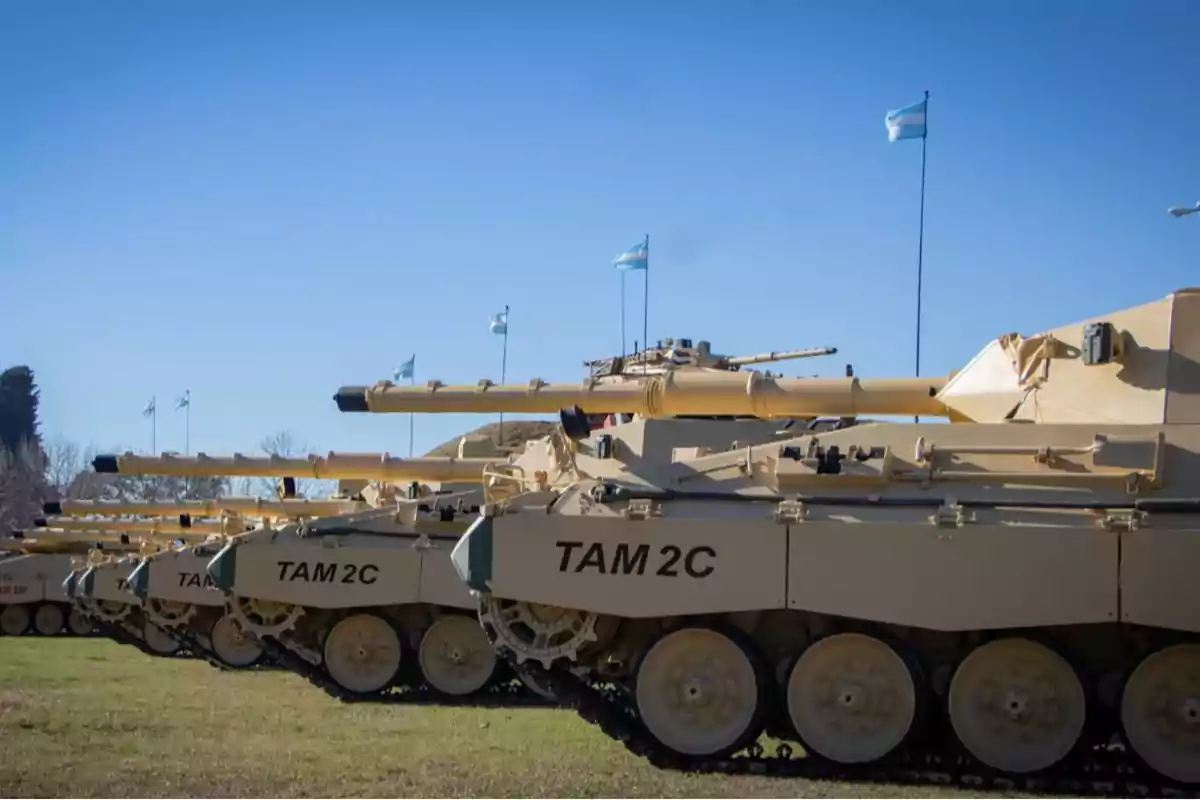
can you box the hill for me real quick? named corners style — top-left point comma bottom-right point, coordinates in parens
top-left (423, 420), bottom-right (558, 458)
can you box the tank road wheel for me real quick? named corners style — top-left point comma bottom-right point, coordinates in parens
top-left (143, 621), bottom-right (181, 655)
top-left (948, 637), bottom-right (1086, 774)
top-left (1120, 643), bottom-right (1200, 785)
top-left (0, 604), bottom-right (31, 636)
top-left (210, 614), bottom-right (264, 669)
top-left (417, 615), bottom-right (497, 697)
top-left (634, 625), bottom-right (768, 759)
top-left (323, 613), bottom-right (403, 696)
top-left (33, 603), bottom-right (66, 636)
top-left (786, 632), bottom-right (919, 764)
top-left (67, 608), bottom-right (94, 636)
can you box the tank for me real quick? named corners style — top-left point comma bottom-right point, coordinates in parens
top-left (81, 454), bottom-right (517, 700)
top-left (65, 527), bottom-right (217, 658)
top-left (427, 288), bottom-right (1200, 794)
top-left (53, 498), bottom-right (366, 670)
top-left (0, 538), bottom-right (102, 636)
top-left (200, 499), bottom-right (531, 704)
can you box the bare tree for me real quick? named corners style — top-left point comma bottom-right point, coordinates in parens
top-left (56, 441), bottom-right (228, 503)
top-left (256, 429), bottom-right (334, 499)
top-left (43, 434), bottom-right (82, 497)
top-left (0, 439), bottom-right (50, 533)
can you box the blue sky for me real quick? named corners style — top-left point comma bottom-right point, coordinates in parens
top-left (4, 0), bottom-right (1198, 460)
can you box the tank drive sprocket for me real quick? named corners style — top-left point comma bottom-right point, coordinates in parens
top-left (143, 598), bottom-right (197, 629)
top-left (479, 595), bottom-right (599, 669)
top-left (227, 594), bottom-right (303, 638)
top-left (87, 599), bottom-right (131, 625)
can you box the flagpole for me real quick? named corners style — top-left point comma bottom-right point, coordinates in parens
top-left (408, 358), bottom-right (415, 459)
top-left (151, 396), bottom-right (157, 456)
top-left (620, 272), bottom-right (626, 358)
top-left (184, 389), bottom-right (191, 456)
top-left (914, 90), bottom-right (928, 422)
top-left (642, 233), bottom-right (649, 371)
top-left (499, 304), bottom-right (509, 445)
top-left (182, 390), bottom-right (190, 498)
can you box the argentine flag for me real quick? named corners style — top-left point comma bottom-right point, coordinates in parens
top-left (489, 311), bottom-right (508, 335)
top-left (394, 354), bottom-right (414, 381)
top-left (613, 236), bottom-right (649, 271)
top-left (885, 97), bottom-right (927, 142)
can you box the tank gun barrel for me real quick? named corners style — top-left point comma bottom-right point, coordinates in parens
top-left (91, 451), bottom-right (494, 482)
top-left (0, 537), bottom-right (139, 554)
top-left (18, 528), bottom-right (212, 545)
top-left (44, 497), bottom-right (367, 520)
top-left (335, 372), bottom-right (949, 418)
top-left (723, 346), bottom-right (838, 367)
top-left (35, 517), bottom-right (246, 537)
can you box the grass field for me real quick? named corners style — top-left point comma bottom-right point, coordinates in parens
top-left (0, 638), bottom-right (1019, 798)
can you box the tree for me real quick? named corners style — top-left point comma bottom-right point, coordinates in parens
top-left (0, 366), bottom-right (49, 533)
top-left (0, 366), bottom-right (42, 456)
top-left (104, 473), bottom-right (229, 502)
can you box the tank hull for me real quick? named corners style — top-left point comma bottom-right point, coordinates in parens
top-left (0, 554), bottom-right (83, 636)
top-left (453, 419), bottom-right (1200, 792)
top-left (202, 520), bottom-right (550, 706)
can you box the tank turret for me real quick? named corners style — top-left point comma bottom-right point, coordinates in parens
top-left (443, 287), bottom-right (1200, 793)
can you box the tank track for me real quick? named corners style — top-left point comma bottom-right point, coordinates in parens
top-left (90, 616), bottom-right (198, 661)
top-left (256, 634), bottom-right (559, 709)
top-left (504, 651), bottom-right (1192, 799)
top-left (156, 621), bottom-right (282, 673)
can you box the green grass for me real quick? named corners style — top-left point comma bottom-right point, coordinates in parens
top-left (1, 638), bottom-right (1013, 798)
